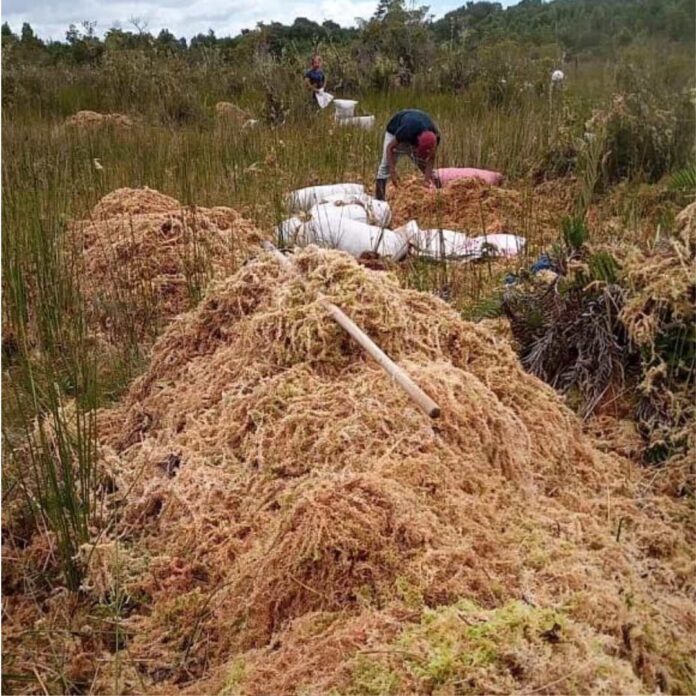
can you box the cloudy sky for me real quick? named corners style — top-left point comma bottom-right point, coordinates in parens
top-left (3, 0), bottom-right (516, 42)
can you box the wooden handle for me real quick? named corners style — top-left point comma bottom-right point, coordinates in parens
top-left (319, 298), bottom-right (441, 418)
top-left (262, 240), bottom-right (441, 418)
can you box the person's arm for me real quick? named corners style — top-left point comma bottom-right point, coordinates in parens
top-left (422, 155), bottom-right (435, 185)
top-left (304, 73), bottom-right (319, 92)
top-left (387, 139), bottom-right (399, 186)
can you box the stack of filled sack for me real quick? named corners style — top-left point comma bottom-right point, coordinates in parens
top-left (333, 100), bottom-right (376, 129)
top-left (277, 183), bottom-right (525, 261)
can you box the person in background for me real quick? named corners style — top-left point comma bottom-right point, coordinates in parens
top-left (304, 54), bottom-right (326, 107)
top-left (375, 108), bottom-right (440, 200)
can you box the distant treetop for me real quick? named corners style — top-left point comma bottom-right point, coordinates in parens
top-left (2, 0), bottom-right (693, 65)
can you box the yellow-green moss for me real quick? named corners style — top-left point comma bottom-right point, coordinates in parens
top-left (399, 600), bottom-right (562, 686)
top-left (218, 657), bottom-right (245, 696)
top-left (352, 600), bottom-right (646, 694)
top-left (344, 655), bottom-right (401, 695)
top-left (395, 575), bottom-right (425, 610)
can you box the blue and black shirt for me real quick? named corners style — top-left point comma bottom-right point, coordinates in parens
top-left (305, 68), bottom-right (325, 89)
top-left (387, 109), bottom-right (440, 146)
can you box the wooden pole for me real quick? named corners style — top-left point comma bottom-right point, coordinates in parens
top-left (320, 298), bottom-right (441, 418)
top-left (261, 241), bottom-right (441, 418)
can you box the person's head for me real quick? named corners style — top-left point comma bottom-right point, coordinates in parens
top-left (415, 130), bottom-right (438, 164)
top-left (311, 54), bottom-right (322, 69)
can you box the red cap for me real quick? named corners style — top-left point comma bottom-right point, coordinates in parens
top-left (416, 130), bottom-right (437, 159)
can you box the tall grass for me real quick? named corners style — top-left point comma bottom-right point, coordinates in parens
top-left (2, 46), bottom-right (694, 592)
top-left (2, 141), bottom-right (101, 588)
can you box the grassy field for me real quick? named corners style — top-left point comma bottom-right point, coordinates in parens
top-left (1, 76), bottom-right (586, 445)
top-left (3, 51), bottom-right (691, 391)
top-left (2, 42), bottom-right (695, 694)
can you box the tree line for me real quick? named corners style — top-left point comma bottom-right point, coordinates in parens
top-left (3, 0), bottom-right (694, 69)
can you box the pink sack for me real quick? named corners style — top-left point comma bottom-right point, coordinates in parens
top-left (435, 168), bottom-right (503, 187)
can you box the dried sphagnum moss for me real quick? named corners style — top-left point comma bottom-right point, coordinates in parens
top-left (389, 176), bottom-right (574, 246)
top-left (75, 245), bottom-right (695, 694)
top-left (64, 110), bottom-right (135, 130)
top-left (73, 187), bottom-right (263, 344)
top-left (619, 201), bottom-right (695, 469)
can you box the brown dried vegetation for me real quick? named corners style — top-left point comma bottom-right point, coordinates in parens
top-left (7, 246), bottom-right (690, 694)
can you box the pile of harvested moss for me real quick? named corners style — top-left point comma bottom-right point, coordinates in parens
top-left (73, 187), bottom-right (263, 345)
top-left (64, 110), bottom-right (135, 129)
top-left (215, 101), bottom-right (252, 127)
top-left (90, 187), bottom-right (182, 218)
top-left (389, 177), bottom-right (574, 247)
top-left (5, 246), bottom-right (685, 694)
top-left (619, 201), bottom-right (695, 472)
top-left (504, 203), bottom-right (694, 482)
top-left (585, 180), bottom-right (683, 243)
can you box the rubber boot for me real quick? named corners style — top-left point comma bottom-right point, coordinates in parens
top-left (375, 178), bottom-right (387, 201)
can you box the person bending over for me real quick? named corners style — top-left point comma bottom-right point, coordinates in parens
top-left (375, 108), bottom-right (440, 200)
